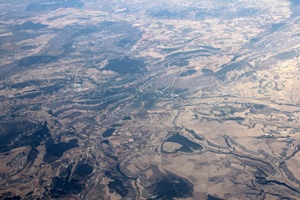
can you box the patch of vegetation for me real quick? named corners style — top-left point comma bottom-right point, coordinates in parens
top-left (180, 69), bottom-right (197, 77)
top-left (152, 173), bottom-right (193, 200)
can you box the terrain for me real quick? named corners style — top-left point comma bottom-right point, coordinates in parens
top-left (0, 0), bottom-right (300, 199)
